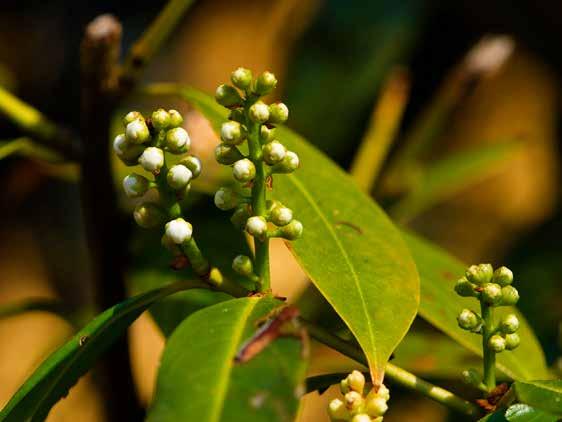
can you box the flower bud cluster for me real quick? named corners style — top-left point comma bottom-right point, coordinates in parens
top-left (328, 371), bottom-right (389, 422)
top-left (213, 68), bottom-right (303, 279)
top-left (115, 109), bottom-right (202, 249)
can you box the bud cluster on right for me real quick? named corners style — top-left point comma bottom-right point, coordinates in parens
top-left (328, 371), bottom-right (390, 422)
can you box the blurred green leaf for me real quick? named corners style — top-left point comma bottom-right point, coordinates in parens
top-left (512, 380), bottom-right (562, 416)
top-left (148, 297), bottom-right (307, 422)
top-left (0, 281), bottom-right (205, 422)
top-left (0, 137), bottom-right (62, 162)
top-left (505, 403), bottom-right (558, 421)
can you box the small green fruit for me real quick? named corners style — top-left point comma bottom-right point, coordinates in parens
top-left (457, 309), bottom-right (481, 331)
top-left (500, 286), bottom-right (519, 306)
top-left (504, 333), bottom-right (520, 350)
top-left (500, 314), bottom-right (519, 334)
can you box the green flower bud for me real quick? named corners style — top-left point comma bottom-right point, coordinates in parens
top-left (151, 108), bottom-right (170, 131)
top-left (113, 134), bottom-right (144, 162)
top-left (215, 84), bottom-right (243, 107)
top-left (215, 144), bottom-right (244, 165)
top-left (365, 396), bottom-right (388, 417)
top-left (461, 369), bottom-right (482, 387)
top-left (260, 125), bottom-right (276, 143)
top-left (220, 121), bottom-right (247, 145)
top-left (340, 378), bottom-right (350, 394)
top-left (488, 334), bottom-right (506, 353)
top-left (230, 205), bottom-right (251, 229)
top-left (504, 333), bottom-right (520, 350)
top-left (328, 398), bottom-right (350, 421)
top-left (139, 147), bottom-right (164, 173)
top-left (465, 263), bottom-right (494, 285)
top-left (246, 216), bottom-right (268, 239)
top-left (254, 71), bottom-right (277, 95)
top-left (375, 384), bottom-right (390, 401)
top-left (167, 164), bottom-right (192, 190)
top-left (352, 414), bottom-right (372, 422)
top-left (270, 205), bottom-right (293, 226)
top-left (347, 370), bottom-right (365, 395)
top-left (232, 255), bottom-right (254, 277)
top-left (168, 109), bottom-right (183, 127)
top-left (454, 276), bottom-right (477, 297)
top-left (492, 266), bottom-right (513, 286)
top-left (214, 187), bottom-right (239, 211)
top-left (344, 391), bottom-right (364, 413)
top-left (457, 309), bottom-right (482, 331)
top-left (249, 101), bottom-right (270, 123)
top-left (268, 102), bottom-right (289, 124)
top-left (232, 158), bottom-right (256, 183)
top-left (165, 127), bottom-right (190, 154)
top-left (262, 140), bottom-right (286, 165)
top-left (279, 219), bottom-right (303, 240)
top-left (500, 314), bottom-right (519, 334)
top-left (165, 218), bottom-right (193, 244)
top-left (500, 285), bottom-right (519, 306)
top-left (228, 107), bottom-right (245, 123)
top-left (180, 156), bottom-right (202, 179)
top-left (123, 173), bottom-right (150, 198)
top-left (231, 67), bottom-right (253, 90)
top-left (271, 151), bottom-right (299, 173)
top-left (481, 283), bottom-right (503, 306)
top-left (123, 111), bottom-right (143, 127)
top-left (133, 202), bottom-right (166, 228)
top-left (126, 118), bottom-right (151, 144)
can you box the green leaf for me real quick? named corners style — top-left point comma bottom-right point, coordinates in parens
top-left (512, 381), bottom-right (562, 416)
top-left (0, 281), bottom-right (204, 422)
top-left (148, 297), bottom-right (307, 422)
top-left (505, 403), bottom-right (558, 422)
top-left (158, 84), bottom-right (420, 384)
top-left (403, 231), bottom-right (550, 381)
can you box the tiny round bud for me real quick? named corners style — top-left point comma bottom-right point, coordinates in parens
top-left (376, 384), bottom-right (390, 401)
top-left (165, 127), bottom-right (190, 154)
top-left (272, 151), bottom-right (299, 173)
top-left (481, 283), bottom-right (503, 306)
top-left (271, 205), bottom-right (293, 226)
top-left (215, 84), bottom-right (243, 107)
top-left (262, 141), bottom-right (287, 165)
top-left (134, 202), bottom-right (166, 228)
top-left (488, 334), bottom-right (506, 353)
top-left (168, 109), bottom-right (183, 127)
top-left (492, 266), bottom-right (513, 286)
top-left (233, 159), bottom-right (256, 183)
top-left (220, 121), bottom-right (247, 145)
top-left (215, 144), bottom-right (244, 165)
top-left (504, 333), bottom-right (520, 350)
top-left (123, 111), bottom-right (142, 127)
top-left (347, 370), bottom-right (365, 395)
top-left (500, 314), bottom-right (519, 334)
top-left (214, 187), bottom-right (239, 211)
top-left (180, 156), bottom-right (202, 178)
top-left (139, 147), bottom-right (164, 173)
top-left (328, 398), bottom-right (350, 421)
top-left (461, 369), bottom-right (482, 387)
top-left (351, 414), bottom-right (372, 422)
top-left (249, 101), bottom-right (270, 123)
top-left (167, 164), bottom-right (193, 190)
top-left (232, 255), bottom-right (254, 277)
top-left (454, 276), bottom-right (477, 297)
top-left (254, 71), bottom-right (277, 95)
top-left (231, 67), bottom-right (253, 90)
top-left (228, 108), bottom-right (245, 123)
top-left (151, 108), bottom-right (170, 131)
top-left (457, 309), bottom-right (481, 331)
top-left (268, 102), bottom-right (289, 124)
top-left (113, 134), bottom-right (144, 162)
top-left (500, 286), bottom-right (519, 306)
top-left (280, 219), bottom-right (303, 240)
top-left (260, 125), bottom-right (276, 143)
top-left (465, 264), bottom-right (494, 285)
top-left (231, 205), bottom-right (251, 229)
top-left (165, 218), bottom-right (193, 244)
top-left (126, 118), bottom-right (151, 144)
top-left (340, 378), bottom-right (350, 395)
top-left (246, 216), bottom-right (267, 239)
top-left (365, 396), bottom-right (388, 417)
top-left (344, 391), bottom-right (364, 412)
top-left (123, 173), bottom-right (150, 198)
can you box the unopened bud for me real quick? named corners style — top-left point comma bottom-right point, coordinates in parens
top-left (230, 205), bottom-right (251, 230)
top-left (134, 202), bottom-right (166, 228)
top-left (262, 140), bottom-right (286, 165)
top-left (233, 159), bottom-right (256, 183)
top-left (271, 205), bottom-right (293, 226)
top-left (228, 108), bottom-right (245, 123)
top-left (249, 101), bottom-right (270, 123)
top-left (167, 164), bottom-right (192, 190)
top-left (123, 173), bottom-right (150, 198)
top-left (113, 134), bottom-right (144, 162)
top-left (180, 156), bottom-right (202, 178)
top-left (492, 266), bottom-right (513, 286)
top-left (215, 84), bottom-right (243, 107)
top-left (500, 286), bottom-right (519, 306)
top-left (454, 276), bottom-right (477, 297)
top-left (466, 264), bottom-right (494, 285)
top-left (214, 187), bottom-right (239, 211)
top-left (504, 333), bottom-right (520, 350)
top-left (271, 151), bottom-right (299, 173)
top-left (481, 283), bottom-right (503, 306)
top-left (279, 219), bottom-right (303, 240)
top-left (232, 255), bottom-right (254, 277)
top-left (268, 102), bottom-right (289, 124)
top-left (500, 314), bottom-right (519, 334)
top-left (139, 147), bottom-right (164, 173)
top-left (123, 111), bottom-right (143, 127)
top-left (254, 71), bottom-right (277, 95)
top-left (246, 216), bottom-right (268, 239)
top-left (347, 370), bottom-right (365, 395)
top-left (165, 127), bottom-right (190, 154)
top-left (221, 121), bottom-right (247, 145)
top-left (351, 415), bottom-right (372, 422)
top-left (344, 391), bottom-right (364, 413)
top-left (365, 396), bottom-right (388, 417)
top-left (165, 218), bottom-right (193, 244)
top-left (168, 109), bottom-right (183, 127)
top-left (231, 67), bottom-right (253, 90)
top-left (376, 384), bottom-right (390, 401)
top-left (151, 108), bottom-right (170, 131)
top-left (457, 309), bottom-right (481, 331)
top-left (215, 144), bottom-right (244, 165)
top-left (488, 334), bottom-right (506, 352)
top-left (328, 398), bottom-right (350, 421)
top-left (260, 125), bottom-right (276, 143)
top-left (126, 118), bottom-right (151, 144)
top-left (340, 378), bottom-right (350, 394)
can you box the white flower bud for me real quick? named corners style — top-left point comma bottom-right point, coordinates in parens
top-left (505, 333), bottom-right (520, 350)
top-left (168, 109), bottom-right (184, 127)
top-left (351, 414), bottom-right (371, 422)
top-left (139, 147), bottom-right (164, 173)
top-left (246, 216), bottom-right (267, 238)
top-left (221, 121), bottom-right (247, 145)
top-left (126, 118), bottom-right (150, 144)
top-left (500, 314), bottom-right (519, 334)
top-left (482, 283), bottom-right (503, 306)
top-left (232, 255), bottom-right (254, 277)
top-left (152, 108), bottom-right (171, 131)
top-left (270, 205), bottom-right (293, 226)
top-left (231, 67), bottom-right (253, 90)
top-left (123, 111), bottom-right (142, 127)
top-left (233, 159), bottom-right (256, 183)
top-left (167, 164), bottom-right (193, 190)
top-left (214, 187), bottom-right (239, 211)
top-left (328, 398), bottom-right (350, 421)
top-left (347, 370), bottom-right (365, 395)
top-left (365, 396), bottom-right (388, 417)
top-left (254, 71), bottom-right (277, 95)
top-left (262, 141), bottom-right (286, 165)
top-left (165, 218), bottom-right (193, 244)
top-left (272, 151), bottom-right (299, 173)
top-left (280, 219), bottom-right (303, 240)
top-left (249, 101), bottom-right (270, 123)
top-left (215, 144), bottom-right (244, 165)
top-left (268, 102), bottom-right (289, 124)
top-left (134, 202), bottom-right (165, 228)
top-left (488, 334), bottom-right (506, 352)
top-left (165, 127), bottom-right (190, 154)
top-left (344, 391), bottom-right (364, 413)
top-left (492, 266), bottom-right (513, 286)
top-left (113, 134), bottom-right (144, 162)
top-left (180, 156), bottom-right (202, 178)
top-left (123, 173), bottom-right (150, 198)
top-left (376, 384), bottom-right (390, 401)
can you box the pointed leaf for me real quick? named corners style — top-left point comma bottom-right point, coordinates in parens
top-left (512, 381), bottom-right (562, 416)
top-left (505, 404), bottom-right (558, 422)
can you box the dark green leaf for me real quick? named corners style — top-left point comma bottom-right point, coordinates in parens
top-left (505, 403), bottom-right (558, 422)
top-left (148, 297), bottom-right (307, 422)
top-left (512, 380), bottom-right (562, 416)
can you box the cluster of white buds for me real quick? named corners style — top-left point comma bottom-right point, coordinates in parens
top-left (328, 371), bottom-right (390, 422)
top-left (115, 109), bottom-right (202, 250)
top-left (454, 264), bottom-right (519, 308)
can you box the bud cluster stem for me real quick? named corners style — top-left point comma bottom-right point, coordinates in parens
top-left (480, 302), bottom-right (496, 390)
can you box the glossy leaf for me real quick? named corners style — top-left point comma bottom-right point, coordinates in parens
top-left (0, 281), bottom-right (205, 422)
top-left (166, 85), bottom-right (420, 384)
top-left (505, 404), bottom-right (558, 422)
top-left (404, 231), bottom-right (550, 380)
top-left (512, 380), bottom-right (562, 416)
top-left (148, 297), bottom-right (307, 422)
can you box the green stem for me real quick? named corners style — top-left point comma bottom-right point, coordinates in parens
top-left (481, 302), bottom-right (496, 391)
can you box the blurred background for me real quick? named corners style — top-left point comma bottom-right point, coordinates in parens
top-left (0, 0), bottom-right (560, 421)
